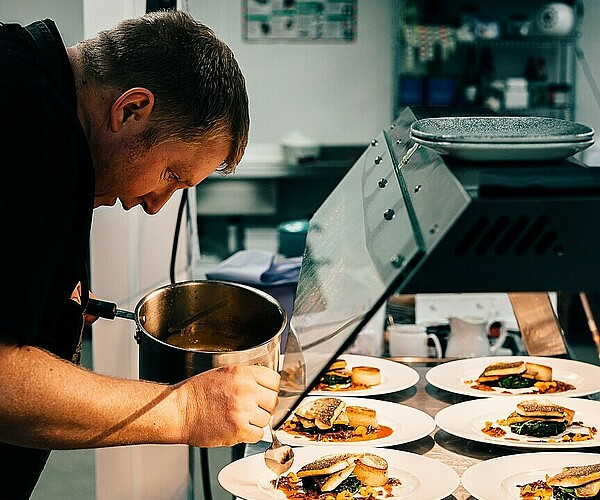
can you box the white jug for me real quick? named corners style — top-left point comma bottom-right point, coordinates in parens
top-left (388, 324), bottom-right (443, 358)
top-left (446, 316), bottom-right (508, 358)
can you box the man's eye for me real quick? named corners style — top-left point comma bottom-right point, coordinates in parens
top-left (168, 170), bottom-right (180, 182)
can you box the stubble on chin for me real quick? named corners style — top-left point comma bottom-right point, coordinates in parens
top-left (94, 134), bottom-right (148, 206)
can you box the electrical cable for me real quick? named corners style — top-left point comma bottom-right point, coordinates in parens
top-left (169, 189), bottom-right (188, 285)
top-left (170, 188), bottom-right (213, 500)
top-left (163, 0), bottom-right (213, 493)
top-left (147, 0), bottom-right (211, 495)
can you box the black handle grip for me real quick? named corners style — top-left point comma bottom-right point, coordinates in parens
top-left (85, 298), bottom-right (118, 320)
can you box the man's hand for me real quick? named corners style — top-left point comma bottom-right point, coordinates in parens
top-left (179, 364), bottom-right (281, 447)
top-left (70, 282), bottom-right (98, 326)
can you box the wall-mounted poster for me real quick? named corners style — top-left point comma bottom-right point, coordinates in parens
top-left (243, 0), bottom-right (357, 43)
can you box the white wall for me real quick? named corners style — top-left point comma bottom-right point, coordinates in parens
top-left (1, 0), bottom-right (395, 153)
top-left (5, 0), bottom-right (600, 153)
top-left (576, 2), bottom-right (600, 165)
top-left (190, 0), bottom-right (395, 149)
top-left (0, 0), bottom-right (83, 44)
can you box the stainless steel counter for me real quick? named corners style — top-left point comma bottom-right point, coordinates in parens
top-left (206, 145), bottom-right (364, 180)
top-left (206, 160), bottom-right (352, 180)
top-left (244, 358), bottom-right (600, 500)
top-left (377, 362), bottom-right (505, 500)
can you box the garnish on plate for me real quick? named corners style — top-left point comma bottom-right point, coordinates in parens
top-left (517, 479), bottom-right (553, 499)
top-left (282, 397), bottom-right (392, 443)
top-left (274, 452), bottom-right (403, 500)
top-left (518, 462), bottom-right (600, 499)
top-left (469, 361), bottom-right (576, 394)
top-left (481, 399), bottom-right (597, 443)
top-left (312, 358), bottom-right (381, 392)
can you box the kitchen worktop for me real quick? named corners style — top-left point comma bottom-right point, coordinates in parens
top-left (194, 145), bottom-right (365, 248)
top-left (205, 145), bottom-right (364, 180)
top-left (241, 359), bottom-right (600, 500)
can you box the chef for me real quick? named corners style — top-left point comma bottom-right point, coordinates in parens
top-left (0, 10), bottom-right (280, 498)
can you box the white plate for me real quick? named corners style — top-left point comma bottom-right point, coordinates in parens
top-left (278, 395), bottom-right (435, 448)
top-left (461, 452), bottom-right (600, 500)
top-left (410, 135), bottom-right (594, 161)
top-left (425, 356), bottom-right (600, 398)
top-left (310, 354), bottom-right (419, 397)
top-left (410, 116), bottom-right (595, 144)
top-left (218, 445), bottom-right (460, 500)
top-left (435, 396), bottom-right (600, 449)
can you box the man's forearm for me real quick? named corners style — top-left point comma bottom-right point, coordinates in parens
top-left (0, 340), bottom-right (184, 449)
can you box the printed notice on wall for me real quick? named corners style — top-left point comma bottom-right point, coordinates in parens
top-left (243, 0), bottom-right (357, 43)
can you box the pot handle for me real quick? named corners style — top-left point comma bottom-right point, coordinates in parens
top-left (86, 298), bottom-right (136, 321)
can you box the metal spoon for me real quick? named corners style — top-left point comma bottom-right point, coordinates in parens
top-left (264, 416), bottom-right (294, 492)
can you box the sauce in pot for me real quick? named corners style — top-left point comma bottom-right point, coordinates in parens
top-left (163, 329), bottom-right (250, 352)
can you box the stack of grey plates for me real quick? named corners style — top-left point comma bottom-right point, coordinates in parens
top-left (409, 116), bottom-right (594, 162)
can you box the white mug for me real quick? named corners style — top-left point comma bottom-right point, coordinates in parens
top-left (388, 324), bottom-right (442, 358)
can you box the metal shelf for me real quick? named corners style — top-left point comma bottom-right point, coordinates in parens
top-left (394, 35), bottom-right (579, 48)
top-left (393, 1), bottom-right (580, 121)
top-left (463, 35), bottom-right (579, 49)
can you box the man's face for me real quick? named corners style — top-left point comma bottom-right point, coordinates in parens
top-left (93, 134), bottom-right (229, 214)
top-left (86, 86), bottom-right (231, 214)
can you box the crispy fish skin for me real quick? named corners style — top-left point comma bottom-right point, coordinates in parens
top-left (516, 399), bottom-right (567, 418)
top-left (477, 361), bottom-right (553, 386)
top-left (315, 463), bottom-right (356, 492)
top-left (482, 361), bottom-right (526, 377)
top-left (503, 411), bottom-right (568, 426)
top-left (510, 399), bottom-right (575, 426)
top-left (295, 398), bottom-right (346, 426)
top-left (314, 401), bottom-right (346, 429)
top-left (546, 463), bottom-right (600, 487)
top-left (297, 452), bottom-right (389, 492)
top-left (328, 359), bottom-right (347, 371)
top-left (296, 453), bottom-right (361, 478)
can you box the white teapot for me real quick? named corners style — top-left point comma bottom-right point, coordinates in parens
top-left (445, 316), bottom-right (508, 358)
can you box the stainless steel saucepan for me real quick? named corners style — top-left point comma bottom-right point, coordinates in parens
top-left (86, 280), bottom-right (287, 383)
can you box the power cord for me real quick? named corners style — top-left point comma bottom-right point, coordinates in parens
top-left (170, 188), bottom-right (213, 500)
top-left (146, 0), bottom-right (212, 491)
top-left (169, 189), bottom-right (188, 285)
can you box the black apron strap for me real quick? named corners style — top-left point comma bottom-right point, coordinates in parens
top-left (24, 19), bottom-right (63, 86)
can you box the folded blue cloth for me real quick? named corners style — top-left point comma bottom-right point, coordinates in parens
top-left (206, 250), bottom-right (301, 286)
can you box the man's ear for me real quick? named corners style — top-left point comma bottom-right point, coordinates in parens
top-left (109, 87), bottom-right (155, 132)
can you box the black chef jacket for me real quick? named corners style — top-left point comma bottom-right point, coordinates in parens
top-left (0, 19), bottom-right (94, 498)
